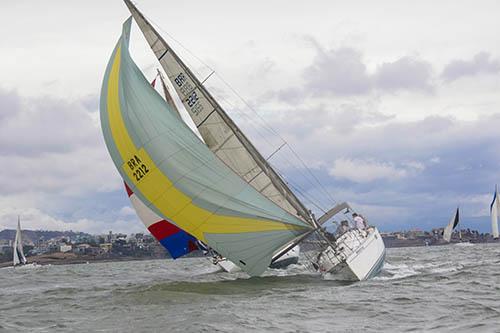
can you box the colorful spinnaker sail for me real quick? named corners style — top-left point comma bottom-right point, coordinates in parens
top-left (100, 19), bottom-right (312, 276)
top-left (490, 186), bottom-right (499, 239)
top-left (443, 207), bottom-right (459, 242)
top-left (124, 0), bottom-right (313, 226)
top-left (125, 182), bottom-right (198, 259)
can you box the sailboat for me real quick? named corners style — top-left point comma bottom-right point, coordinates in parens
top-left (443, 207), bottom-right (460, 242)
top-left (13, 216), bottom-right (28, 266)
top-left (99, 1), bottom-right (385, 279)
top-left (490, 186), bottom-right (499, 239)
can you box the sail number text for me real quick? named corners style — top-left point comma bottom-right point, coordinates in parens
top-left (175, 73), bottom-right (193, 95)
top-left (174, 72), bottom-right (204, 116)
top-left (174, 73), bottom-right (187, 87)
top-left (126, 155), bottom-right (150, 182)
top-left (187, 91), bottom-right (199, 107)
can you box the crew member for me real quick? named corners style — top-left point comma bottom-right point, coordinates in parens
top-left (336, 220), bottom-right (350, 236)
top-left (352, 213), bottom-right (366, 230)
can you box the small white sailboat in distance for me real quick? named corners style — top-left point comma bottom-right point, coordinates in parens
top-left (13, 216), bottom-right (28, 266)
top-left (443, 207), bottom-right (459, 242)
top-left (490, 186), bottom-right (499, 239)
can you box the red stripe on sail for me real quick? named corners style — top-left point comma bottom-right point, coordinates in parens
top-left (151, 78), bottom-right (156, 87)
top-left (148, 220), bottom-right (182, 240)
top-left (124, 182), bottom-right (134, 197)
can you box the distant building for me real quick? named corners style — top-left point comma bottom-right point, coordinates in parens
top-left (59, 244), bottom-right (72, 253)
top-left (74, 244), bottom-right (91, 254)
top-left (100, 243), bottom-right (112, 253)
top-left (0, 239), bottom-right (11, 254)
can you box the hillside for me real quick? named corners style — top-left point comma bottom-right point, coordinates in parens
top-left (0, 229), bottom-right (91, 243)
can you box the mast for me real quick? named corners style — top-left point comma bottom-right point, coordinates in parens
top-left (123, 0), bottom-right (312, 225)
top-left (157, 69), bottom-right (180, 117)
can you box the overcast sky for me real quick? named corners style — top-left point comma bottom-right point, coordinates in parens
top-left (1, 0), bottom-right (499, 233)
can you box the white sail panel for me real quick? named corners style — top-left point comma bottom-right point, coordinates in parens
top-left (124, 0), bottom-right (312, 225)
top-left (443, 208), bottom-right (459, 242)
top-left (13, 217), bottom-right (27, 266)
top-left (13, 238), bottom-right (20, 266)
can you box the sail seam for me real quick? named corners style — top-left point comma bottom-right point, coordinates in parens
top-left (158, 49), bottom-right (169, 61)
top-left (196, 109), bottom-right (216, 128)
top-left (213, 133), bottom-right (236, 153)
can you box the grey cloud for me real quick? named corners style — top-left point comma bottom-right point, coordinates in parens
top-left (442, 52), bottom-right (500, 82)
top-left (0, 88), bottom-right (100, 156)
top-left (303, 47), bottom-right (372, 96)
top-left (330, 103), bottom-right (395, 134)
top-left (0, 88), bottom-right (21, 121)
top-left (0, 88), bottom-right (127, 233)
top-left (257, 87), bottom-right (304, 105)
top-left (264, 40), bottom-right (436, 101)
top-left (245, 101), bottom-right (500, 231)
top-left (80, 94), bottom-right (99, 112)
top-left (374, 56), bottom-right (434, 93)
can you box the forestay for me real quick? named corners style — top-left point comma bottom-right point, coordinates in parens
top-left (99, 19), bottom-right (312, 276)
top-left (124, 0), bottom-right (312, 225)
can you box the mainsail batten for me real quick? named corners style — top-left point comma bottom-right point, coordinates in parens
top-left (100, 19), bottom-right (312, 276)
top-left (123, 0), bottom-right (312, 225)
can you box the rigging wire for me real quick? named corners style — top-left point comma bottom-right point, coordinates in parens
top-left (141, 10), bottom-right (338, 211)
top-left (207, 95), bottom-right (333, 211)
top-left (287, 182), bottom-right (328, 215)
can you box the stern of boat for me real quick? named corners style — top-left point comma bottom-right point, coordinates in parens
top-left (316, 227), bottom-right (386, 281)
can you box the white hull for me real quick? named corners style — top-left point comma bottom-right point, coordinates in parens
top-left (13, 262), bottom-right (39, 269)
top-left (216, 259), bottom-right (241, 273)
top-left (317, 228), bottom-right (385, 281)
top-left (216, 245), bottom-right (300, 273)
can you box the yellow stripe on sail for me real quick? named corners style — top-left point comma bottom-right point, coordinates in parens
top-left (106, 46), bottom-right (306, 242)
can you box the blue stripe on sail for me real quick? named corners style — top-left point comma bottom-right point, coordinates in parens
top-left (159, 232), bottom-right (198, 259)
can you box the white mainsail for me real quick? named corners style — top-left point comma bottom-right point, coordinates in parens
top-left (13, 217), bottom-right (27, 266)
top-left (490, 186), bottom-right (499, 238)
top-left (124, 0), bottom-right (312, 225)
top-left (443, 207), bottom-right (459, 242)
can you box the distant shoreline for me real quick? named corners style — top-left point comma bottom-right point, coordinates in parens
top-left (0, 252), bottom-right (168, 269)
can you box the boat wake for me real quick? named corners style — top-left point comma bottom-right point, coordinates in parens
top-left (375, 261), bottom-right (464, 281)
top-left (16, 263), bottom-right (39, 269)
top-left (375, 262), bottom-right (419, 280)
top-left (454, 242), bottom-right (475, 247)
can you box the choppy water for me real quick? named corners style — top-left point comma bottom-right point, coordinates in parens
top-left (1, 243), bottom-right (499, 332)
